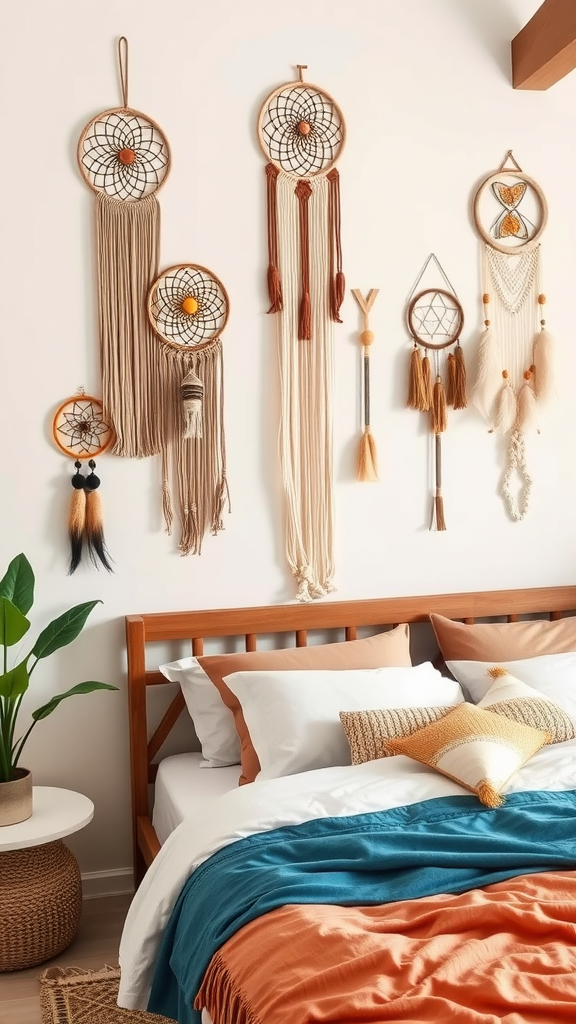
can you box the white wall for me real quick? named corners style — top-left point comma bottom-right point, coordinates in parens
top-left (1, 0), bottom-right (576, 884)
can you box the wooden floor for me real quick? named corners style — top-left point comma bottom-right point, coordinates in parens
top-left (0, 893), bottom-right (134, 1024)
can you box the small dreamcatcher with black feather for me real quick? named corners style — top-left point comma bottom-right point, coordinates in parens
top-left (405, 255), bottom-right (467, 531)
top-left (52, 391), bottom-right (114, 573)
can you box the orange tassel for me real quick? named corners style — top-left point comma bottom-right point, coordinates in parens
top-left (408, 347), bottom-right (425, 410)
top-left (68, 462), bottom-right (86, 575)
top-left (327, 168), bottom-right (344, 323)
top-left (432, 376), bottom-right (447, 433)
top-left (295, 179), bottom-right (313, 340)
top-left (265, 163), bottom-right (283, 313)
top-left (453, 344), bottom-right (467, 410)
top-left (445, 352), bottom-right (456, 406)
top-left (421, 355), bottom-right (433, 411)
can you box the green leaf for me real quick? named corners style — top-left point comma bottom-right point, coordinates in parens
top-left (31, 680), bottom-right (118, 721)
top-left (0, 598), bottom-right (30, 648)
top-left (30, 601), bottom-right (102, 660)
top-left (0, 660), bottom-right (29, 699)
top-left (0, 554), bottom-right (34, 614)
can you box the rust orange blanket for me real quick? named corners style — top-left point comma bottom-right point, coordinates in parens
top-left (196, 870), bottom-right (576, 1023)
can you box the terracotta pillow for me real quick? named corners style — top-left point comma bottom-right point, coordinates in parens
top-left (197, 624), bottom-right (411, 784)
top-left (429, 613), bottom-right (576, 663)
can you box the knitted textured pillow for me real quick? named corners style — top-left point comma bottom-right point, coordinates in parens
top-left (479, 668), bottom-right (576, 744)
top-left (339, 705), bottom-right (454, 764)
top-left (383, 702), bottom-right (550, 807)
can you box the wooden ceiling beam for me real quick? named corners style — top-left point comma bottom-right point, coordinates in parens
top-left (512, 0), bottom-right (576, 89)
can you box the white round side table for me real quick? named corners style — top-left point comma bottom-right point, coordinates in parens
top-left (0, 787), bottom-right (94, 972)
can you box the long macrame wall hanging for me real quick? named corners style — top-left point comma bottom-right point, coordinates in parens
top-left (258, 65), bottom-right (345, 601)
top-left (351, 288), bottom-right (379, 482)
top-left (405, 254), bottom-right (467, 531)
top-left (77, 37), bottom-right (170, 458)
top-left (52, 391), bottom-right (114, 573)
top-left (472, 152), bottom-right (553, 521)
top-left (147, 263), bottom-right (230, 555)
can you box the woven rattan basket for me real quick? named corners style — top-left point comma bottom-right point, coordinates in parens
top-left (0, 840), bottom-right (82, 971)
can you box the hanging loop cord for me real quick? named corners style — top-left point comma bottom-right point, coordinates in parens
top-left (118, 36), bottom-right (129, 108)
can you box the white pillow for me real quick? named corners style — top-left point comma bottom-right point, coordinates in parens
top-left (223, 662), bottom-right (464, 781)
top-left (159, 658), bottom-right (240, 767)
top-left (446, 653), bottom-right (576, 726)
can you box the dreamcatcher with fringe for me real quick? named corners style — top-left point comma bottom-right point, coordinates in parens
top-left (405, 255), bottom-right (467, 531)
top-left (77, 37), bottom-right (170, 458)
top-left (147, 263), bottom-right (230, 555)
top-left (52, 391), bottom-right (114, 573)
top-left (259, 65), bottom-right (345, 601)
top-left (472, 152), bottom-right (553, 521)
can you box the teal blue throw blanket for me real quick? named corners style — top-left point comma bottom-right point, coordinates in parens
top-left (148, 790), bottom-right (576, 1024)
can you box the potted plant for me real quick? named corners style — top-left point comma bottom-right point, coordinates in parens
top-left (0, 552), bottom-right (117, 826)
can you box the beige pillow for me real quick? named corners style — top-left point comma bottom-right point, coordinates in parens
top-left (479, 667), bottom-right (576, 744)
top-left (383, 703), bottom-right (550, 807)
top-left (339, 705), bottom-right (454, 764)
top-left (198, 625), bottom-right (412, 784)
top-left (429, 613), bottom-right (576, 663)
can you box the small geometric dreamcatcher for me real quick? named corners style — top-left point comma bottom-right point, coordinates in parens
top-left (77, 37), bottom-right (171, 459)
top-left (405, 254), bottom-right (467, 531)
top-left (52, 391), bottom-right (114, 574)
top-left (148, 264), bottom-right (230, 555)
top-left (472, 152), bottom-right (553, 521)
top-left (258, 65), bottom-right (346, 600)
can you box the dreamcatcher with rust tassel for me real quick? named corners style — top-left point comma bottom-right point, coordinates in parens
top-left (77, 37), bottom-right (171, 458)
top-left (259, 65), bottom-right (345, 600)
top-left (405, 254), bottom-right (467, 530)
top-left (147, 263), bottom-right (230, 555)
top-left (52, 391), bottom-right (114, 573)
top-left (472, 152), bottom-right (553, 521)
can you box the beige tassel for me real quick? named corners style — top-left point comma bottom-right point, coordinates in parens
top-left (493, 375), bottom-right (517, 434)
top-left (517, 380), bottom-right (539, 433)
top-left (181, 367), bottom-right (204, 440)
top-left (357, 427), bottom-right (379, 482)
top-left (477, 780), bottom-right (505, 808)
top-left (408, 346), bottom-right (426, 410)
top-left (533, 326), bottom-right (554, 405)
top-left (473, 322), bottom-right (501, 423)
top-left (421, 355), bottom-right (433, 411)
top-left (432, 376), bottom-right (447, 434)
top-left (453, 344), bottom-right (467, 410)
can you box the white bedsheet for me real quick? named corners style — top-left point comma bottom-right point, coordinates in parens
top-left (118, 739), bottom-right (576, 1014)
top-left (152, 753), bottom-right (240, 845)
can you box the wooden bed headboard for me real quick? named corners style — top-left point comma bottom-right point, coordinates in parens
top-left (125, 586), bottom-right (576, 887)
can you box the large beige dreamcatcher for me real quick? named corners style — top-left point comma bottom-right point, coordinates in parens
top-left (472, 152), bottom-right (553, 521)
top-left (77, 37), bottom-right (171, 459)
top-left (258, 65), bottom-right (345, 601)
top-left (147, 264), bottom-right (230, 555)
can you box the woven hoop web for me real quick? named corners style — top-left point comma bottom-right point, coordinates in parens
top-left (407, 289), bottom-right (464, 350)
top-left (78, 109), bottom-right (169, 201)
top-left (52, 396), bottom-right (113, 459)
top-left (148, 265), bottom-right (229, 349)
top-left (259, 84), bottom-right (343, 176)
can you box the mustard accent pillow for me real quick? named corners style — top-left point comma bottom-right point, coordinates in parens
top-left (383, 703), bottom-right (550, 807)
top-left (479, 668), bottom-right (576, 744)
top-left (339, 705), bottom-right (454, 764)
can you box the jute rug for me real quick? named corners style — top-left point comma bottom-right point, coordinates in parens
top-left (39, 965), bottom-right (174, 1024)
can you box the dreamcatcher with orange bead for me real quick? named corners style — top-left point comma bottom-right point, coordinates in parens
top-left (405, 255), bottom-right (467, 531)
top-left (472, 152), bottom-right (553, 521)
top-left (351, 288), bottom-right (379, 482)
top-left (77, 36), bottom-right (171, 460)
top-left (147, 263), bottom-right (231, 556)
top-left (52, 391), bottom-right (114, 574)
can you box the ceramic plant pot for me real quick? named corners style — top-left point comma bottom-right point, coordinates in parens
top-left (0, 768), bottom-right (33, 826)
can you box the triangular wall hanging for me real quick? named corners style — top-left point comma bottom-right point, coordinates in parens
top-left (258, 65), bottom-right (345, 600)
top-left (472, 152), bottom-right (553, 521)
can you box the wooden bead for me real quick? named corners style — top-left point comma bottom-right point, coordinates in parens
top-left (482, 293), bottom-right (490, 305)
top-left (118, 147), bottom-right (136, 165)
top-left (524, 369), bottom-right (532, 380)
top-left (360, 330), bottom-right (374, 346)
top-left (297, 121), bottom-right (311, 136)
top-left (181, 296), bottom-right (199, 315)
top-left (502, 369), bottom-right (509, 379)
top-left (538, 293), bottom-right (546, 304)
top-left (484, 319), bottom-right (491, 327)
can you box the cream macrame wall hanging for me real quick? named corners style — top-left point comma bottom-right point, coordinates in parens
top-left (52, 391), bottom-right (114, 573)
top-left (147, 264), bottom-right (230, 555)
top-left (77, 37), bottom-right (170, 458)
top-left (472, 152), bottom-right (553, 521)
top-left (258, 65), bottom-right (345, 601)
top-left (405, 254), bottom-right (467, 531)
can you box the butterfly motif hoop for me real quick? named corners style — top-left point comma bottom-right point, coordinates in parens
top-left (147, 264), bottom-right (230, 352)
top-left (257, 70), bottom-right (345, 177)
top-left (407, 288), bottom-right (465, 350)
top-left (473, 165), bottom-right (548, 255)
top-left (52, 394), bottom-right (113, 459)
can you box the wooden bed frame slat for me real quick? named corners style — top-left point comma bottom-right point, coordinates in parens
top-left (126, 586), bottom-right (576, 887)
